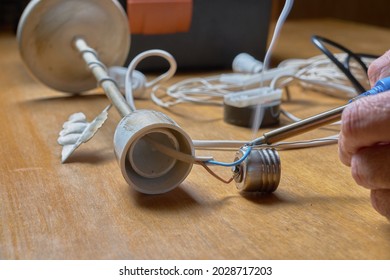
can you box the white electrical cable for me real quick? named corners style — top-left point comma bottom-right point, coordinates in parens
top-left (151, 76), bottom-right (230, 107)
top-left (124, 49), bottom-right (177, 111)
top-left (251, 0), bottom-right (294, 138)
top-left (262, 0), bottom-right (294, 71)
top-left (192, 134), bottom-right (339, 151)
top-left (150, 52), bottom-right (373, 108)
top-left (273, 53), bottom-right (374, 98)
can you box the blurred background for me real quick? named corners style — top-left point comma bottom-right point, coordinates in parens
top-left (0, 0), bottom-right (127, 32)
top-left (272, 0), bottom-right (390, 28)
top-left (2, 0), bottom-right (389, 70)
top-left (2, 0), bottom-right (389, 32)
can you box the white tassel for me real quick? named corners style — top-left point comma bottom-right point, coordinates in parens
top-left (57, 105), bottom-right (111, 163)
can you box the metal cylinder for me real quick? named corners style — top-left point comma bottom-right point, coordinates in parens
top-left (73, 37), bottom-right (132, 117)
top-left (232, 147), bottom-right (281, 193)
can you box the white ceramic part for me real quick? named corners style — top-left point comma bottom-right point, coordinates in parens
top-left (17, 0), bottom-right (130, 93)
top-left (114, 110), bottom-right (194, 194)
top-left (128, 129), bottom-right (180, 179)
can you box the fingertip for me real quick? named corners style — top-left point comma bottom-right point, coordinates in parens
top-left (351, 155), bottom-right (365, 187)
top-left (338, 148), bottom-right (351, 167)
top-left (367, 50), bottom-right (390, 85)
top-left (337, 134), bottom-right (351, 166)
top-left (370, 189), bottom-right (390, 219)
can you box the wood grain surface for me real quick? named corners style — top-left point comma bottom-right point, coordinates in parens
top-left (1, 19), bottom-right (390, 260)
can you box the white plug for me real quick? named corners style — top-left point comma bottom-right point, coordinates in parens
top-left (108, 66), bottom-right (147, 98)
top-left (232, 53), bottom-right (263, 74)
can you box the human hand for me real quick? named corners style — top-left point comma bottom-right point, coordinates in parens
top-left (338, 51), bottom-right (390, 220)
top-left (367, 50), bottom-right (390, 85)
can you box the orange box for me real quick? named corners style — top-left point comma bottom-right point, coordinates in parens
top-left (127, 0), bottom-right (193, 35)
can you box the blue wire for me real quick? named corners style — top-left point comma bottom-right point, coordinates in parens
top-left (206, 146), bottom-right (252, 167)
top-left (349, 76), bottom-right (390, 103)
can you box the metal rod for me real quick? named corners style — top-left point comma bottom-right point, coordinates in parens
top-left (250, 104), bottom-right (347, 146)
top-left (249, 76), bottom-right (390, 146)
top-left (73, 37), bottom-right (132, 117)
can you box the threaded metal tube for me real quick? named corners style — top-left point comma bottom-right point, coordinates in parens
top-left (232, 147), bottom-right (281, 193)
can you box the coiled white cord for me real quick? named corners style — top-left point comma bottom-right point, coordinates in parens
top-left (149, 52), bottom-right (374, 109)
top-left (109, 49), bottom-right (177, 111)
top-left (273, 53), bottom-right (374, 98)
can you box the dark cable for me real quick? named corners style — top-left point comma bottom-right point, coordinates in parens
top-left (344, 53), bottom-right (378, 73)
top-left (311, 35), bottom-right (375, 93)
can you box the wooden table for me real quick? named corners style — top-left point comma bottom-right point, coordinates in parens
top-left (1, 19), bottom-right (390, 260)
